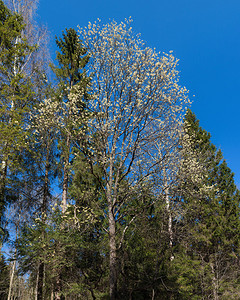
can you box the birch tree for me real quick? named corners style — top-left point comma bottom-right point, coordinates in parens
top-left (4, 0), bottom-right (49, 75)
top-left (0, 0), bottom-right (49, 243)
top-left (78, 19), bottom-right (190, 299)
top-left (0, 0), bottom-right (33, 242)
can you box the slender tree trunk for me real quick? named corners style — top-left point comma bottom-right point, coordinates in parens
top-left (108, 203), bottom-right (117, 300)
top-left (35, 267), bottom-right (39, 300)
top-left (106, 155), bottom-right (118, 300)
top-left (62, 134), bottom-right (70, 213)
top-left (151, 288), bottom-right (155, 300)
top-left (210, 262), bottom-right (219, 300)
top-left (55, 281), bottom-right (61, 300)
top-left (55, 274), bottom-right (64, 300)
top-left (37, 263), bottom-right (44, 300)
top-left (43, 145), bottom-right (50, 215)
top-left (7, 252), bottom-right (16, 300)
top-left (164, 179), bottom-right (174, 261)
top-left (36, 143), bottom-right (50, 300)
top-left (0, 158), bottom-right (7, 227)
top-left (0, 138), bottom-right (10, 235)
top-left (57, 132), bottom-right (71, 300)
top-left (50, 288), bottom-right (54, 300)
top-left (7, 219), bottom-right (20, 300)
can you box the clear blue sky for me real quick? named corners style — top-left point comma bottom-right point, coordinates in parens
top-left (37, 0), bottom-right (240, 187)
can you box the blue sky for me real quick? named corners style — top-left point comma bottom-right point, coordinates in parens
top-left (37, 0), bottom-right (240, 187)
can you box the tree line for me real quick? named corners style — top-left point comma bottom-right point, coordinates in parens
top-left (0, 1), bottom-right (240, 299)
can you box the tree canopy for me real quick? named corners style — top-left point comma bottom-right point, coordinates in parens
top-left (0, 4), bottom-right (240, 300)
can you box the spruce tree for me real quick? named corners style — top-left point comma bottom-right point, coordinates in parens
top-left (52, 28), bottom-right (90, 213)
top-left (172, 110), bottom-right (240, 299)
top-left (16, 28), bottom-right (91, 300)
top-left (34, 28), bottom-right (91, 299)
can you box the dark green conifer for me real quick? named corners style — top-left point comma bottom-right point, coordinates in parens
top-left (172, 110), bottom-right (240, 298)
top-left (52, 28), bottom-right (90, 213)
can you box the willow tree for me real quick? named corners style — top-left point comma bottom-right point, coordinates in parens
top-left (78, 19), bottom-right (190, 299)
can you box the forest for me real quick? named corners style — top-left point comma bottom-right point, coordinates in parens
top-left (1, 0), bottom-right (240, 299)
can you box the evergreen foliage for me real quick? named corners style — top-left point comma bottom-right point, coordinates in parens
top-left (0, 254), bottom-right (9, 299)
top-left (0, 0), bottom-right (36, 243)
top-left (0, 5), bottom-right (239, 299)
top-left (171, 110), bottom-right (240, 299)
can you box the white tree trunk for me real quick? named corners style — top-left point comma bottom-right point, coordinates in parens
top-left (210, 262), bottom-right (219, 300)
top-left (62, 134), bottom-right (70, 213)
top-left (7, 259), bottom-right (16, 300)
top-left (165, 185), bottom-right (174, 261)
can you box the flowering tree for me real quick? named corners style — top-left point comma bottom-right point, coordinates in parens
top-left (77, 19), bottom-right (190, 299)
